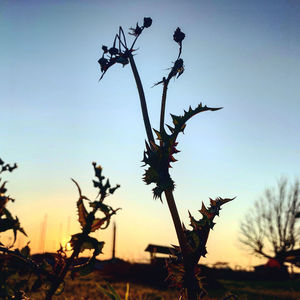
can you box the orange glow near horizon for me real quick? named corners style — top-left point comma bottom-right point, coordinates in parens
top-left (1, 212), bottom-right (264, 270)
top-left (2, 209), bottom-right (299, 274)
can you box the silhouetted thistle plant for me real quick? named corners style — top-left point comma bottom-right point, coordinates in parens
top-left (98, 18), bottom-right (235, 299)
top-left (45, 162), bottom-right (120, 299)
top-left (0, 159), bottom-right (25, 246)
top-left (0, 160), bottom-right (120, 299)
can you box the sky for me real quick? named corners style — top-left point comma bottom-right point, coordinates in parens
top-left (1, 0), bottom-right (300, 269)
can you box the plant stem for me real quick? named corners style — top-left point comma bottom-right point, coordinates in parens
top-left (0, 246), bottom-right (56, 282)
top-left (45, 205), bottom-right (98, 300)
top-left (129, 54), bottom-right (154, 143)
top-left (164, 190), bottom-right (199, 300)
top-left (159, 80), bottom-right (169, 134)
top-left (164, 189), bottom-right (190, 261)
top-left (185, 266), bottom-right (199, 300)
top-left (45, 242), bottom-right (82, 300)
top-left (128, 44), bottom-right (186, 257)
top-left (128, 51), bottom-right (197, 299)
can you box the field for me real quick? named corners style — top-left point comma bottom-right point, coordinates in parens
top-left (26, 272), bottom-right (300, 300)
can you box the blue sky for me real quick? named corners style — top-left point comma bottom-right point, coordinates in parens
top-left (1, 0), bottom-right (300, 267)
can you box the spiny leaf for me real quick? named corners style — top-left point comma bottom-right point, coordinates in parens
top-left (199, 202), bottom-right (214, 219)
top-left (0, 180), bottom-right (7, 194)
top-left (0, 218), bottom-right (18, 233)
top-left (210, 198), bottom-right (217, 206)
top-left (80, 236), bottom-right (104, 255)
top-left (77, 198), bottom-right (88, 229)
top-left (153, 129), bottom-right (162, 140)
top-left (91, 208), bottom-right (121, 232)
top-left (0, 210), bottom-right (27, 243)
top-left (91, 218), bottom-right (106, 232)
top-left (185, 197), bottom-right (235, 260)
top-left (0, 195), bottom-right (10, 216)
top-left (109, 184), bottom-right (120, 194)
top-left (166, 124), bottom-right (174, 133)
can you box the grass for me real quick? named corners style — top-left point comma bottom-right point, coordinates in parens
top-left (26, 272), bottom-right (300, 300)
top-left (29, 273), bottom-right (179, 300)
top-left (220, 278), bottom-right (300, 300)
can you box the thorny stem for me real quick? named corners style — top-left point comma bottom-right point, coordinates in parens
top-left (159, 76), bottom-right (197, 299)
top-left (128, 54), bottom-right (188, 259)
top-left (185, 266), bottom-right (200, 300)
top-left (164, 191), bottom-right (198, 300)
top-left (129, 54), bottom-right (154, 143)
top-left (129, 52), bottom-right (196, 298)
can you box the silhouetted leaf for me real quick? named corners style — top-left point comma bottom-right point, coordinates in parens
top-left (77, 197), bottom-right (88, 229)
top-left (129, 23), bottom-right (142, 36)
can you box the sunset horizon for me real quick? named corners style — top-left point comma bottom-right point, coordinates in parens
top-left (1, 1), bottom-right (300, 298)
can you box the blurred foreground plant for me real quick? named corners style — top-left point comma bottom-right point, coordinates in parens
top-left (45, 162), bottom-right (120, 299)
top-left (0, 158), bottom-right (25, 245)
top-left (0, 158), bottom-right (29, 298)
top-left (98, 18), bottom-right (234, 299)
top-left (0, 159), bottom-right (56, 299)
top-left (0, 158), bottom-right (120, 299)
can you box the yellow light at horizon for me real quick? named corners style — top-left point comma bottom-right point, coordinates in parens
top-left (66, 242), bottom-right (72, 251)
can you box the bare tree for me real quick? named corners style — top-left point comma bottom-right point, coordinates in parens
top-left (240, 178), bottom-right (300, 266)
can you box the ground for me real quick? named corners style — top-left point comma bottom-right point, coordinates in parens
top-left (26, 272), bottom-right (300, 300)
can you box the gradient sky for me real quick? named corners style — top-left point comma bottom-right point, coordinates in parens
top-left (1, 0), bottom-right (300, 268)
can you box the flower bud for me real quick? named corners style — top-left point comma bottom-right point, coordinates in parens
top-left (102, 45), bottom-right (108, 53)
top-left (108, 47), bottom-right (118, 56)
top-left (143, 17), bottom-right (152, 28)
top-left (97, 57), bottom-right (108, 72)
top-left (173, 27), bottom-right (185, 44)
